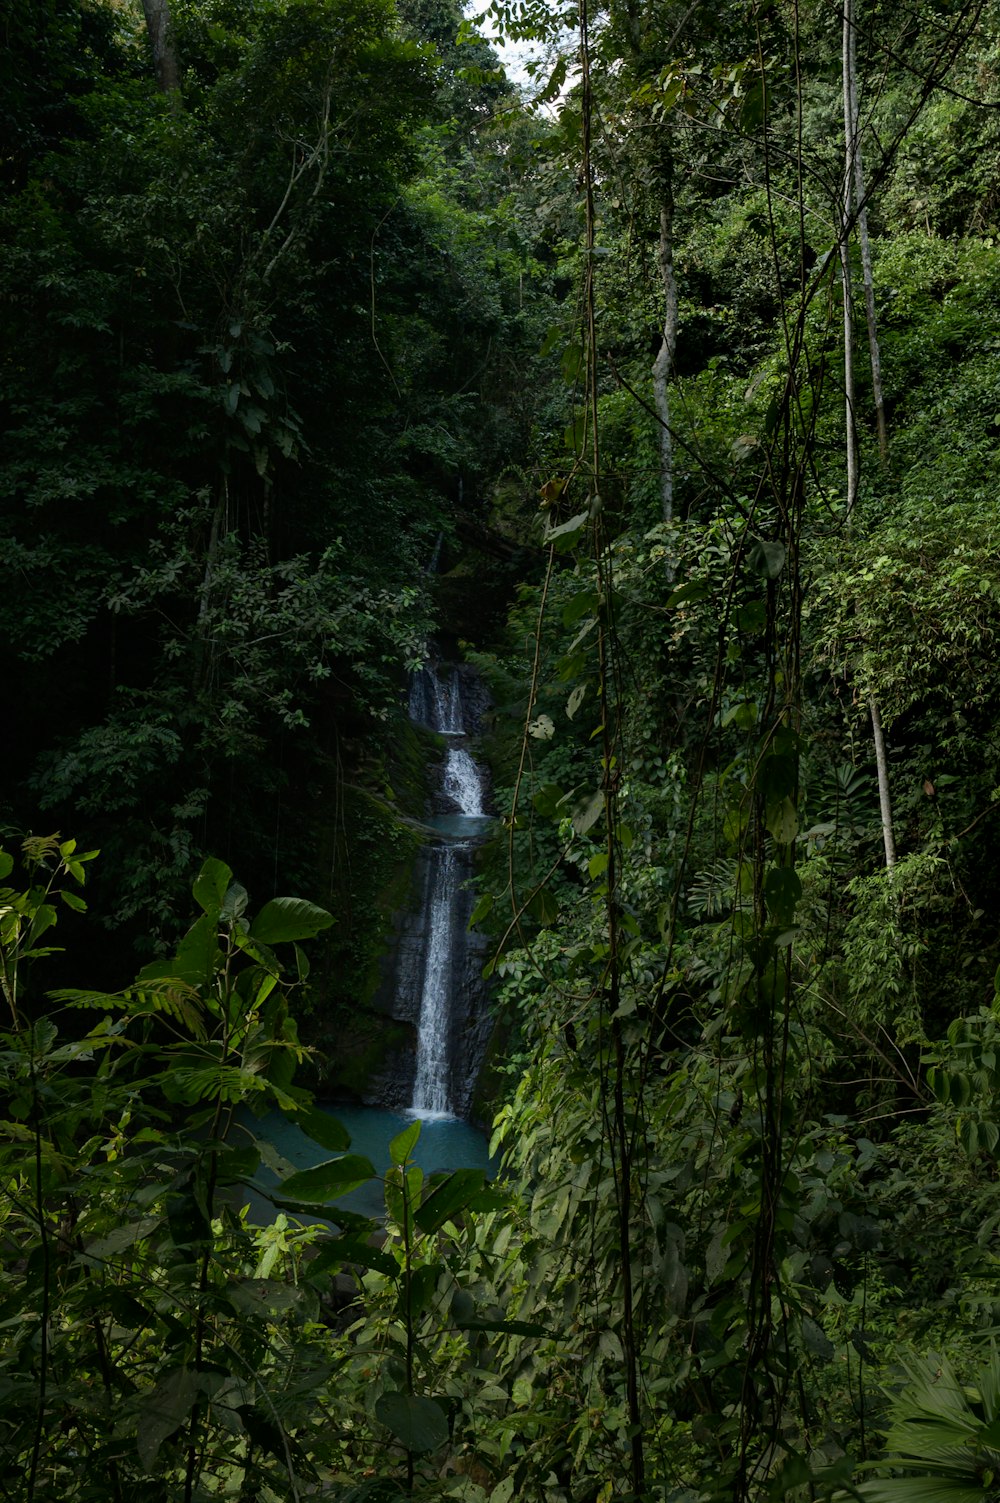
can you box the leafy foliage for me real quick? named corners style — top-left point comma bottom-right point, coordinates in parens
top-left (0, 840), bottom-right (520, 1500)
top-left (7, 0), bottom-right (1000, 1499)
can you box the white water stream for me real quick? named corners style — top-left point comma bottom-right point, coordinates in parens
top-left (408, 658), bottom-right (488, 1117)
top-left (442, 746), bottom-right (484, 816)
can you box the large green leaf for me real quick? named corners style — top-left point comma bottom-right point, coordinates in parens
top-left (415, 1169), bottom-right (486, 1234)
top-left (858, 1351), bottom-right (1000, 1503)
top-left (666, 578), bottom-right (709, 607)
top-left (544, 509), bottom-right (588, 544)
top-left (134, 915), bottom-right (220, 992)
top-left (527, 886), bottom-right (559, 926)
top-left (801, 1316), bottom-right (834, 1364)
top-left (220, 881), bottom-right (248, 922)
top-left (215, 1144), bottom-right (260, 1183)
top-left (280, 1105), bottom-right (351, 1153)
top-left (226, 1279), bottom-right (314, 1319)
top-left (740, 79), bottom-right (766, 131)
top-left (532, 783), bottom-right (567, 817)
top-left (751, 537), bottom-right (787, 578)
top-left (389, 1119), bottom-right (421, 1166)
top-left (172, 914), bottom-right (222, 986)
top-left (454, 1316), bottom-right (556, 1338)
top-left (468, 892), bottom-right (494, 928)
top-left (766, 797), bottom-right (799, 844)
top-left (280, 1154), bottom-right (375, 1202)
top-left (81, 1215), bottom-right (163, 1264)
top-left (571, 789), bottom-right (604, 836)
top-left (27, 903), bottom-right (57, 947)
top-left (193, 857), bottom-right (233, 917)
top-left (249, 897), bottom-right (335, 944)
top-left (562, 588), bottom-right (599, 626)
top-left (136, 1367), bottom-right (199, 1470)
top-left (308, 1236), bottom-right (398, 1280)
top-left (860, 1481), bottom-right (986, 1503)
top-left (401, 1263), bottom-right (440, 1320)
top-left (374, 1391), bottom-right (448, 1453)
top-left (760, 752), bottom-right (797, 801)
top-left (166, 1188), bottom-right (211, 1249)
top-left (764, 867), bottom-right (802, 926)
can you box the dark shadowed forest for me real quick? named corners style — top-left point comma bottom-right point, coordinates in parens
top-left (4, 0), bottom-right (1000, 1498)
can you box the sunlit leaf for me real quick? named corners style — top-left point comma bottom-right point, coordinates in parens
top-left (572, 789), bottom-right (604, 835)
top-left (250, 897), bottom-right (335, 944)
top-left (193, 857), bottom-right (232, 916)
top-left (415, 1168), bottom-right (486, 1232)
top-left (281, 1155), bottom-right (375, 1202)
top-left (666, 579), bottom-right (709, 607)
top-left (566, 683), bottom-right (587, 719)
top-left (390, 1119), bottom-right (421, 1166)
top-left (468, 892), bottom-right (494, 928)
top-left (544, 510), bottom-right (588, 544)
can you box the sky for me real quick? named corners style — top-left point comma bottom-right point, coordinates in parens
top-left (468, 0), bottom-right (543, 90)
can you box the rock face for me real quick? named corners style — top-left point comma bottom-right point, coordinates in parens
top-left (366, 653), bottom-right (493, 1118)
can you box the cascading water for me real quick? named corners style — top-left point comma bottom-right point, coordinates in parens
top-left (404, 654), bottom-right (490, 1118)
top-left (442, 747), bottom-right (483, 817)
top-left (409, 845), bottom-right (463, 1115)
top-left (408, 661), bottom-right (464, 735)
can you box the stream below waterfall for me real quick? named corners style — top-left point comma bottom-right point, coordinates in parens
top-left (238, 1105), bottom-right (494, 1224)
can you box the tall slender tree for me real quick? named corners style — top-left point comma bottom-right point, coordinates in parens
top-left (140, 0), bottom-right (180, 97)
top-left (842, 0), bottom-right (896, 869)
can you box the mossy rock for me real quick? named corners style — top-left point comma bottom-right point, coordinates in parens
top-left (307, 1010), bottom-right (413, 1098)
top-left (292, 709), bottom-right (439, 1093)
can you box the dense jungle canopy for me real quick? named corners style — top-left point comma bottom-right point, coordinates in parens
top-left (4, 0), bottom-right (1000, 1498)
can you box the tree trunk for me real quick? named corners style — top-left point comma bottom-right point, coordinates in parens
top-left (841, 1), bottom-right (859, 519)
top-left (195, 480), bottom-right (227, 691)
top-left (870, 693), bottom-right (897, 870)
top-left (843, 0), bottom-right (896, 871)
top-left (652, 140), bottom-right (678, 533)
top-left (140, 0), bottom-right (180, 99)
top-left (844, 0), bottom-right (888, 464)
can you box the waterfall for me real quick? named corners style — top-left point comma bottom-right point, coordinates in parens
top-left (443, 747), bottom-right (483, 817)
top-left (408, 663), bottom-right (464, 735)
top-left (407, 656), bottom-right (489, 1119)
top-left (410, 845), bottom-right (462, 1115)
